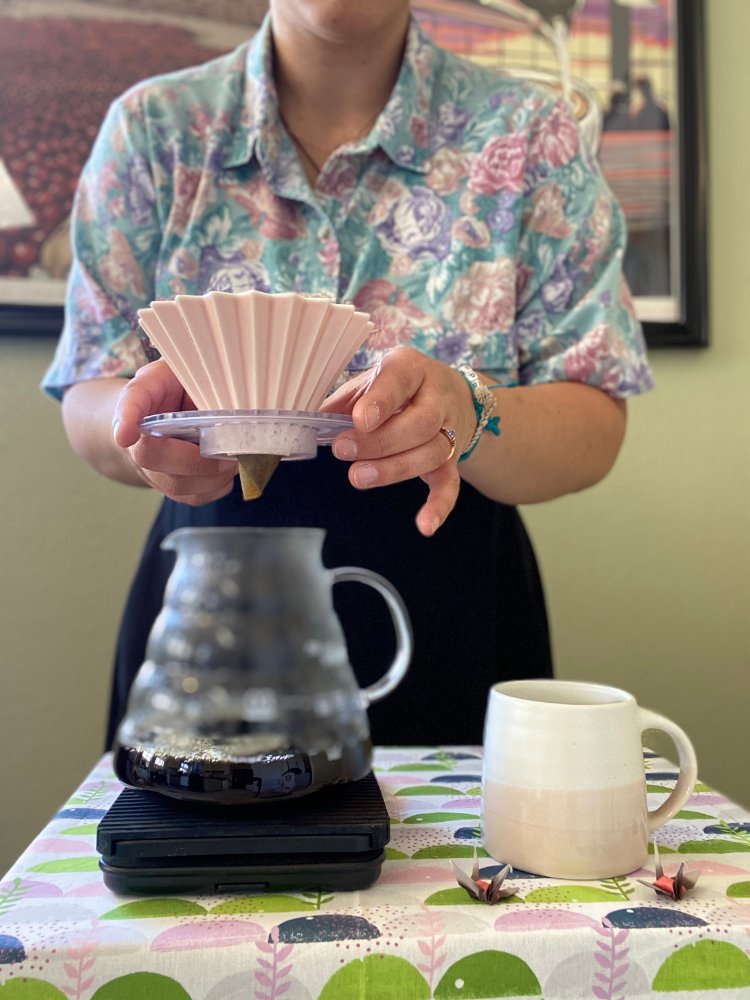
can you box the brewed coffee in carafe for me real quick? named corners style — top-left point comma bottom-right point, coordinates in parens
top-left (113, 527), bottom-right (411, 803)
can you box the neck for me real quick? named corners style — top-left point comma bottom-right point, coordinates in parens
top-left (270, 6), bottom-right (409, 168)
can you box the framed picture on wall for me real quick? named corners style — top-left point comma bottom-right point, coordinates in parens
top-left (0, 0), bottom-right (706, 347)
top-left (0, 1), bottom-right (263, 337)
top-left (413, 0), bottom-right (707, 348)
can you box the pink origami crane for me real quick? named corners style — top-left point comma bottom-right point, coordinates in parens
top-left (451, 847), bottom-right (516, 904)
top-left (637, 841), bottom-right (700, 901)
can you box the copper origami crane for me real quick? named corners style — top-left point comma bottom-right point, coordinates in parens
top-left (451, 847), bottom-right (517, 904)
top-left (637, 841), bottom-right (700, 901)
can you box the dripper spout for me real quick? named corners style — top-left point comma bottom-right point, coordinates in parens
top-left (237, 454), bottom-right (282, 499)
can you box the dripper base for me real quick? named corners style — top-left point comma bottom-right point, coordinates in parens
top-left (139, 409), bottom-right (354, 461)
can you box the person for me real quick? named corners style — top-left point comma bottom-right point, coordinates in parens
top-left (630, 76), bottom-right (670, 131)
top-left (603, 80), bottom-right (633, 132)
top-left (43, 0), bottom-right (653, 749)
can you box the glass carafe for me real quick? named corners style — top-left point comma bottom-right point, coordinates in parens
top-left (113, 527), bottom-right (411, 803)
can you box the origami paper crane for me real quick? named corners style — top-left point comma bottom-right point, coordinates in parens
top-left (637, 841), bottom-right (700, 901)
top-left (451, 847), bottom-right (517, 904)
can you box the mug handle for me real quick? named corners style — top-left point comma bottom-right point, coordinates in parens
top-left (639, 708), bottom-right (699, 833)
top-left (331, 567), bottom-right (413, 705)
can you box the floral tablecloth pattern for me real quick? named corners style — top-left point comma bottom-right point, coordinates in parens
top-left (1, 748), bottom-right (749, 999)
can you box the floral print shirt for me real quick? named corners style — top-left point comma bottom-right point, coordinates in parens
top-left (43, 15), bottom-right (653, 401)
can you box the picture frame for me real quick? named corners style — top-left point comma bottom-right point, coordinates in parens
top-left (650, 0), bottom-right (707, 348)
top-left (0, 2), bottom-right (258, 339)
top-left (606, 0), bottom-right (707, 349)
top-left (413, 0), bottom-right (708, 349)
top-left (0, 0), bottom-right (707, 348)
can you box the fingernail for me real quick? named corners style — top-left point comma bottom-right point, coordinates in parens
top-left (333, 437), bottom-right (358, 461)
top-left (217, 460), bottom-right (238, 474)
top-left (420, 515), bottom-right (440, 536)
top-left (353, 463), bottom-right (378, 487)
top-left (112, 419), bottom-right (121, 442)
top-left (364, 402), bottom-right (380, 430)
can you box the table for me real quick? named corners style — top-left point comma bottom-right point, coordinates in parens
top-left (1, 748), bottom-right (749, 999)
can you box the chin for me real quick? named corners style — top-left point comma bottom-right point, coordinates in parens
top-left (271, 0), bottom-right (410, 44)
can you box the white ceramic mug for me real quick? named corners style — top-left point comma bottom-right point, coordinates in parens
top-left (482, 679), bottom-right (698, 879)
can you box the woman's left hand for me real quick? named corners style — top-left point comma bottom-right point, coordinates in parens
top-left (321, 347), bottom-right (475, 536)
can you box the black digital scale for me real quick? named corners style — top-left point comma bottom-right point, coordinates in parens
top-left (96, 772), bottom-right (390, 895)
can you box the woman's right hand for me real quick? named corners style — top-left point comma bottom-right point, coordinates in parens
top-left (112, 360), bottom-right (238, 505)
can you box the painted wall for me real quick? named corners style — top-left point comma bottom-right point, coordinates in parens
top-left (1, 0), bottom-right (748, 875)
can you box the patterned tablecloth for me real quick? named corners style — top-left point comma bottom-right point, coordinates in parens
top-left (1, 748), bottom-right (750, 999)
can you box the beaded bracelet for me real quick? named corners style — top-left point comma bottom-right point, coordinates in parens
top-left (457, 365), bottom-right (501, 462)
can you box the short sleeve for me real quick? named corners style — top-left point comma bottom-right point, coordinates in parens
top-left (511, 100), bottom-right (653, 398)
top-left (42, 93), bottom-right (161, 401)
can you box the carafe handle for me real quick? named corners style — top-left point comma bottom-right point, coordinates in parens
top-left (639, 708), bottom-right (699, 832)
top-left (332, 567), bottom-right (412, 705)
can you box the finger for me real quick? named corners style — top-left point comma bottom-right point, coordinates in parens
top-left (334, 395), bottom-right (442, 462)
top-left (113, 360), bottom-right (186, 446)
top-left (131, 435), bottom-right (237, 480)
top-left (114, 389), bottom-right (149, 447)
top-left (320, 369), bottom-right (375, 414)
top-left (350, 348), bottom-right (425, 432)
top-left (133, 439), bottom-right (238, 505)
top-left (415, 463), bottom-right (461, 537)
top-left (347, 428), bottom-right (455, 490)
top-left (139, 467), bottom-right (238, 506)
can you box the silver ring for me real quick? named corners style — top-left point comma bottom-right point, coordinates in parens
top-left (439, 426), bottom-right (457, 461)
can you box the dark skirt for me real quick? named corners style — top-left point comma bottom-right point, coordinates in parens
top-left (108, 448), bottom-right (552, 749)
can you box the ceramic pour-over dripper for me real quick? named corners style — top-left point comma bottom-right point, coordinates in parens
top-left (137, 291), bottom-right (373, 498)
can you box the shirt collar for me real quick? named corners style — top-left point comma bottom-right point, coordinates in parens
top-left (374, 17), bottom-right (441, 174)
top-left (223, 15), bottom-right (276, 170)
top-left (224, 15), bottom-right (442, 175)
